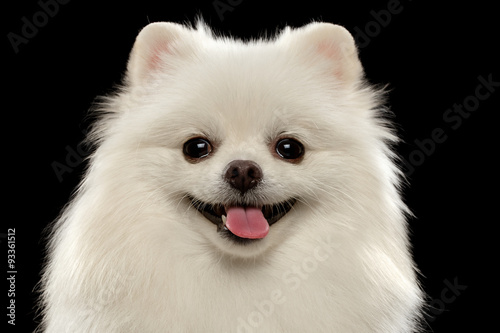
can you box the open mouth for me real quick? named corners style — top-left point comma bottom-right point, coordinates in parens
top-left (189, 197), bottom-right (296, 243)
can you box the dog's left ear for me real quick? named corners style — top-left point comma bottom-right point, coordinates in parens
top-left (287, 23), bottom-right (363, 86)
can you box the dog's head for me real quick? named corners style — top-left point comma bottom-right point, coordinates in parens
top-left (93, 21), bottom-right (390, 258)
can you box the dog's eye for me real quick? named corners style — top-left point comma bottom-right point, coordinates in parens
top-left (183, 138), bottom-right (213, 159)
top-left (275, 138), bottom-right (304, 161)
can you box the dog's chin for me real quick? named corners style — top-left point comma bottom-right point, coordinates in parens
top-left (187, 196), bottom-right (296, 256)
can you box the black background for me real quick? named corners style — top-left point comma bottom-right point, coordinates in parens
top-left (4, 0), bottom-right (498, 332)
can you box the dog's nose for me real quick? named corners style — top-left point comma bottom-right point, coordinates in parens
top-left (224, 160), bottom-right (263, 194)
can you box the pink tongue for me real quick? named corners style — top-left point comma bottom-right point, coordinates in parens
top-left (225, 206), bottom-right (269, 239)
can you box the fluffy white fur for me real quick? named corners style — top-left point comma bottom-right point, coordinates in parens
top-left (39, 21), bottom-right (424, 332)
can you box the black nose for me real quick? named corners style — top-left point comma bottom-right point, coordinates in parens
top-left (224, 160), bottom-right (263, 194)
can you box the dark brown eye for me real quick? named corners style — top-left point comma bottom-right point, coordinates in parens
top-left (183, 138), bottom-right (212, 159)
top-left (275, 138), bottom-right (304, 160)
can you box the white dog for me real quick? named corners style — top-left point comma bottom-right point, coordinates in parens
top-left (39, 21), bottom-right (424, 332)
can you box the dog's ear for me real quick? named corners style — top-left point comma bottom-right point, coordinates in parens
top-left (287, 23), bottom-right (363, 86)
top-left (126, 22), bottom-right (193, 85)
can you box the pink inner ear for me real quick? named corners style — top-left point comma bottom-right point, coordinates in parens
top-left (316, 41), bottom-right (345, 80)
top-left (147, 41), bottom-right (175, 72)
top-left (317, 41), bottom-right (339, 59)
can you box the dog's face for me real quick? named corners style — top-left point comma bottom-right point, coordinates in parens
top-left (123, 80), bottom-right (327, 258)
top-left (101, 22), bottom-right (377, 258)
top-left (176, 118), bottom-right (306, 257)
